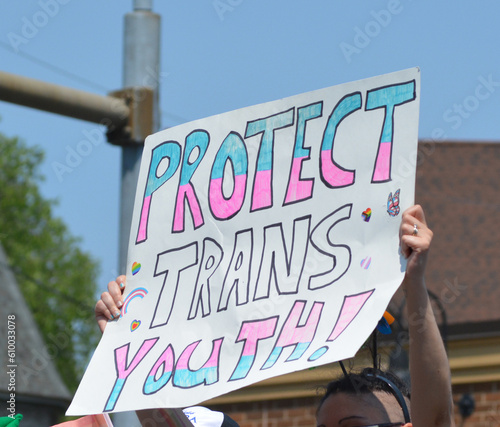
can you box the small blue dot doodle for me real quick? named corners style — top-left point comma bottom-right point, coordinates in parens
top-left (308, 346), bottom-right (329, 361)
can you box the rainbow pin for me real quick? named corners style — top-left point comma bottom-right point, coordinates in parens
top-left (362, 208), bottom-right (372, 222)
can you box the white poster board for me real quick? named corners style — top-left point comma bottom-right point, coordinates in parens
top-left (68, 68), bottom-right (420, 415)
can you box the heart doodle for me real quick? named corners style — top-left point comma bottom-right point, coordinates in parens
top-left (362, 208), bottom-right (372, 222)
top-left (132, 262), bottom-right (141, 275)
top-left (130, 320), bottom-right (141, 332)
top-left (360, 256), bottom-right (372, 269)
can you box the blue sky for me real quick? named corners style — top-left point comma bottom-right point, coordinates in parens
top-left (1, 1), bottom-right (499, 289)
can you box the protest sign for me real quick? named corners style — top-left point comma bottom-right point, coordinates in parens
top-left (68, 67), bottom-right (420, 415)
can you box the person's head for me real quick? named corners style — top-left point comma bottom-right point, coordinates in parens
top-left (316, 368), bottom-right (412, 427)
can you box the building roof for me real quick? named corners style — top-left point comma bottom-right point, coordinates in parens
top-left (0, 242), bottom-right (71, 403)
top-left (413, 140), bottom-right (500, 329)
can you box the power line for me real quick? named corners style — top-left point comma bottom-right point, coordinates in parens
top-left (161, 109), bottom-right (188, 126)
top-left (0, 40), bottom-right (191, 127)
top-left (0, 40), bottom-right (110, 93)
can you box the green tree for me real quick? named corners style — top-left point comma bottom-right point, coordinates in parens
top-left (0, 130), bottom-right (100, 392)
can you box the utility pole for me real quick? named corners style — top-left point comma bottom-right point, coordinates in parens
top-left (116, 0), bottom-right (161, 274)
top-left (112, 1), bottom-right (160, 425)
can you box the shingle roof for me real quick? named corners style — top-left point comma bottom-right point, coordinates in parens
top-left (414, 140), bottom-right (500, 327)
top-left (0, 243), bottom-right (71, 402)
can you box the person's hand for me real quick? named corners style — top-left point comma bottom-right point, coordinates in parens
top-left (95, 275), bottom-right (126, 334)
top-left (399, 204), bottom-right (433, 286)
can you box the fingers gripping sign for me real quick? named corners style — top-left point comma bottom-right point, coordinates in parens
top-left (400, 205), bottom-right (432, 282)
top-left (95, 275), bottom-right (127, 334)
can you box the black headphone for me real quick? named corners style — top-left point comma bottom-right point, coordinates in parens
top-left (365, 371), bottom-right (411, 424)
top-left (337, 360), bottom-right (411, 424)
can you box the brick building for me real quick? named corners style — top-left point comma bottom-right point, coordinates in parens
top-left (205, 141), bottom-right (500, 427)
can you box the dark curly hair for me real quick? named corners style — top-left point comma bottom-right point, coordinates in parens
top-left (317, 367), bottom-right (411, 422)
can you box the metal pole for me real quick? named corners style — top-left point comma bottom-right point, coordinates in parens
top-left (114, 2), bottom-right (160, 423)
top-left (118, 0), bottom-right (161, 274)
top-left (0, 70), bottom-right (129, 128)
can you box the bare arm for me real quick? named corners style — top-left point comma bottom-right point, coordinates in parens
top-left (400, 205), bottom-right (455, 427)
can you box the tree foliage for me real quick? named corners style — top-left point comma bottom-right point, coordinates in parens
top-left (0, 130), bottom-right (100, 392)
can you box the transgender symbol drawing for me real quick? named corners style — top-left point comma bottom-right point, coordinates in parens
top-left (387, 189), bottom-right (400, 217)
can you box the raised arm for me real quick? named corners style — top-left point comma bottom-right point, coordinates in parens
top-left (400, 205), bottom-right (455, 427)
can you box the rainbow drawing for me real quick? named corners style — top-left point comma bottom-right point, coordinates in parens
top-left (120, 287), bottom-right (149, 317)
top-left (131, 262), bottom-right (141, 275)
top-left (130, 320), bottom-right (141, 332)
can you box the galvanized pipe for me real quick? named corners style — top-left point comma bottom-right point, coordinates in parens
top-left (113, 2), bottom-right (161, 425)
top-left (117, 1), bottom-right (161, 277)
top-left (0, 70), bottom-right (129, 127)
